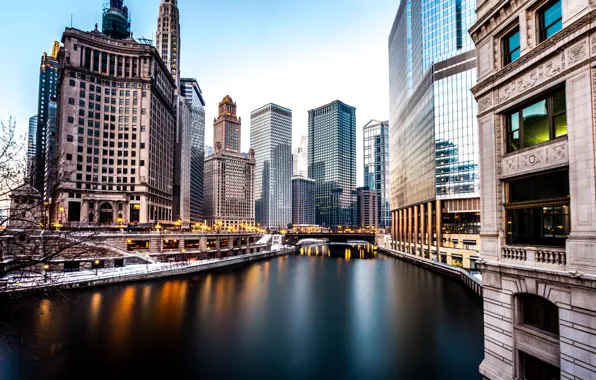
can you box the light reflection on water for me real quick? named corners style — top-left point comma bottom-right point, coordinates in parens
top-left (0, 249), bottom-right (483, 380)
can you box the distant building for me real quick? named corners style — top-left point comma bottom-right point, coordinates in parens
top-left (51, 2), bottom-right (177, 226)
top-left (8, 185), bottom-right (42, 230)
top-left (308, 100), bottom-right (356, 227)
top-left (156, 0), bottom-right (180, 85)
top-left (251, 103), bottom-right (292, 228)
top-left (363, 120), bottom-right (390, 229)
top-left (43, 100), bottom-right (57, 201)
top-left (292, 177), bottom-right (315, 226)
top-left (356, 187), bottom-right (378, 228)
top-left (35, 47), bottom-right (59, 195)
top-left (173, 98), bottom-right (191, 222)
top-left (180, 78), bottom-right (206, 222)
top-left (292, 135), bottom-right (307, 177)
top-left (204, 96), bottom-right (255, 229)
top-left (205, 145), bottom-right (213, 158)
top-left (27, 115), bottom-right (38, 177)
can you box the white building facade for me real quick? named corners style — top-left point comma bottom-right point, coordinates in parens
top-left (250, 104), bottom-right (292, 228)
top-left (470, 0), bottom-right (596, 377)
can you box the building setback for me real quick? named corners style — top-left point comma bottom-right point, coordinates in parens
top-left (180, 78), bottom-right (206, 222)
top-left (388, 0), bottom-right (480, 269)
top-left (292, 177), bottom-right (315, 226)
top-left (356, 187), bottom-right (378, 228)
top-left (363, 120), bottom-right (391, 229)
top-left (308, 100), bottom-right (356, 227)
top-left (51, 1), bottom-right (176, 226)
top-left (35, 47), bottom-right (59, 195)
top-left (470, 0), bottom-right (596, 377)
top-left (203, 96), bottom-right (255, 229)
top-left (251, 104), bottom-right (292, 228)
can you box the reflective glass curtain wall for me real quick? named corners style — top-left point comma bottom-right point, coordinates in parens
top-left (364, 120), bottom-right (391, 228)
top-left (308, 101), bottom-right (356, 227)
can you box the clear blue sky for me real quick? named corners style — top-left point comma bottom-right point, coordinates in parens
top-left (0, 0), bottom-right (398, 186)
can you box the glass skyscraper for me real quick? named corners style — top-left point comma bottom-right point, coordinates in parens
top-left (308, 100), bottom-right (356, 227)
top-left (180, 78), bottom-right (206, 221)
top-left (250, 104), bottom-right (292, 228)
top-left (388, 0), bottom-right (480, 268)
top-left (363, 120), bottom-right (391, 229)
top-left (35, 50), bottom-right (59, 195)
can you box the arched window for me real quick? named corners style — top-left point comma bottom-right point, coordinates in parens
top-left (518, 294), bottom-right (559, 336)
top-left (99, 203), bottom-right (114, 225)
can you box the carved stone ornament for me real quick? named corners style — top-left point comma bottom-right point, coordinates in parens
top-left (478, 94), bottom-right (493, 113)
top-left (501, 139), bottom-right (568, 178)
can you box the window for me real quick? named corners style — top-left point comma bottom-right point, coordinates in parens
top-left (69, 79), bottom-right (76, 87)
top-left (506, 170), bottom-right (570, 247)
top-left (503, 27), bottom-right (521, 65)
top-left (507, 87), bottom-right (567, 152)
top-left (519, 351), bottom-right (560, 380)
top-left (67, 135), bottom-right (74, 142)
top-left (519, 294), bottom-right (559, 335)
top-left (539, 0), bottom-right (563, 42)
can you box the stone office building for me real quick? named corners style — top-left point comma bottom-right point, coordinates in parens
top-left (51, 1), bottom-right (176, 226)
top-left (470, 0), bottom-right (596, 377)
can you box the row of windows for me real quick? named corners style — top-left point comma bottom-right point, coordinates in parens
top-left (502, 0), bottom-right (562, 65)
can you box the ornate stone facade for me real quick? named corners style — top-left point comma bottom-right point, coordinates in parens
top-left (471, 0), bottom-right (596, 378)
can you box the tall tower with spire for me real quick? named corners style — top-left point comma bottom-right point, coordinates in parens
top-left (214, 96), bottom-right (242, 154)
top-left (156, 0), bottom-right (180, 84)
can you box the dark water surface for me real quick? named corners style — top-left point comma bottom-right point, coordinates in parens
top-left (0, 246), bottom-right (484, 380)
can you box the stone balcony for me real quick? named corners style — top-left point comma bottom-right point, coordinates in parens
top-left (501, 245), bottom-right (567, 269)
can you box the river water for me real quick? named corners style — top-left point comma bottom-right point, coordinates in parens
top-left (0, 245), bottom-right (484, 379)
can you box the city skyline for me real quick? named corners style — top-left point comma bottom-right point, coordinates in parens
top-left (0, 0), bottom-right (396, 187)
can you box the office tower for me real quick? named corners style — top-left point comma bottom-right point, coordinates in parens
top-left (27, 115), bottom-right (38, 177)
top-left (292, 135), bottom-right (307, 177)
top-left (180, 79), bottom-right (206, 221)
top-left (51, 1), bottom-right (176, 226)
top-left (155, 0), bottom-right (180, 85)
top-left (204, 96), bottom-right (255, 229)
top-left (213, 96), bottom-right (241, 153)
top-left (34, 46), bottom-right (59, 195)
top-left (292, 177), bottom-right (315, 226)
top-left (470, 0), bottom-right (596, 378)
top-left (173, 98), bottom-right (191, 222)
top-left (363, 120), bottom-right (391, 229)
top-left (204, 145), bottom-right (213, 158)
top-left (308, 100), bottom-right (356, 227)
top-left (356, 187), bottom-right (378, 228)
top-left (250, 104), bottom-right (292, 228)
top-left (43, 100), bottom-right (57, 201)
top-left (388, 0), bottom-right (480, 269)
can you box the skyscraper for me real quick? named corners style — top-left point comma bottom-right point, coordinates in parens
top-left (180, 78), bottom-right (206, 222)
top-left (250, 104), bottom-right (292, 228)
top-left (156, 0), bottom-right (180, 85)
top-left (470, 0), bottom-right (596, 377)
top-left (308, 100), bottom-right (356, 227)
top-left (51, 1), bottom-right (177, 226)
top-left (173, 98), bottom-right (191, 222)
top-left (292, 177), bottom-right (315, 226)
top-left (27, 115), bottom-right (38, 177)
top-left (34, 47), bottom-right (59, 195)
top-left (388, 0), bottom-right (480, 269)
top-left (363, 120), bottom-right (391, 229)
top-left (292, 135), bottom-right (307, 177)
top-left (214, 96), bottom-right (241, 153)
top-left (204, 96), bottom-right (255, 229)
top-left (43, 100), bottom-right (57, 201)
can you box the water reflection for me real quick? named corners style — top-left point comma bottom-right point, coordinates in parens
top-left (0, 252), bottom-right (483, 380)
top-left (298, 243), bottom-right (379, 260)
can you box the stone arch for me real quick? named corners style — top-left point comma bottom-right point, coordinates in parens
top-left (99, 203), bottom-right (114, 224)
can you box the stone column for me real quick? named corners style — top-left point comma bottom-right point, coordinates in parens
top-left (398, 210), bottom-right (402, 251)
top-left (566, 69), bottom-right (596, 271)
top-left (407, 207), bottom-right (412, 254)
top-left (427, 202), bottom-right (433, 259)
top-left (413, 205), bottom-right (418, 256)
top-left (435, 199), bottom-right (442, 258)
top-left (420, 204), bottom-right (425, 257)
top-left (200, 236), bottom-right (207, 251)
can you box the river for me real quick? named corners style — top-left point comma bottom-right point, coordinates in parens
top-left (0, 244), bottom-right (484, 379)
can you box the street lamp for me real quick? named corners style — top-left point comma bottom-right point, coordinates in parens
top-left (94, 260), bottom-right (100, 275)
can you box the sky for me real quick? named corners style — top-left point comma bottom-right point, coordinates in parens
top-left (0, 0), bottom-right (397, 186)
